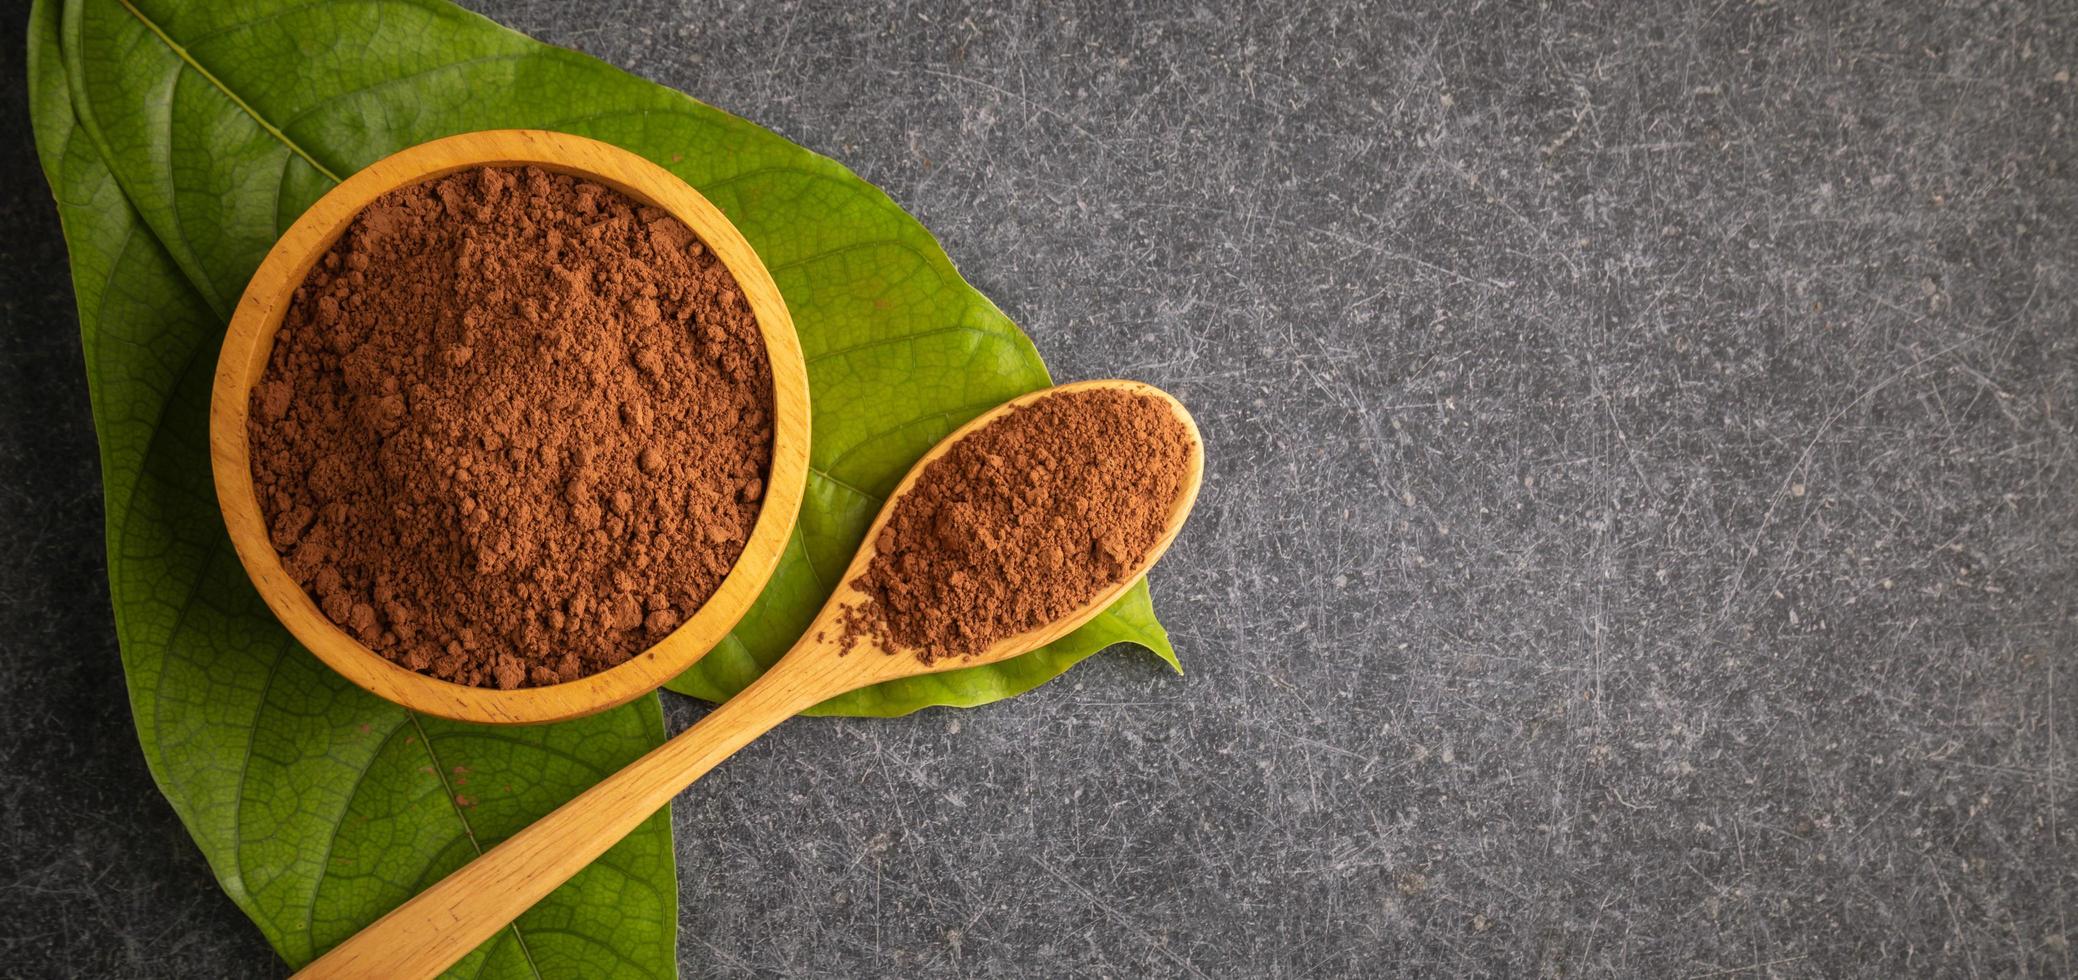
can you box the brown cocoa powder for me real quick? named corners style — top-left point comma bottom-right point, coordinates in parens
top-left (249, 165), bottom-right (773, 689)
top-left (837, 388), bottom-right (1193, 663)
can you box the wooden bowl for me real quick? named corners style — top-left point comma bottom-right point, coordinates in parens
top-left (209, 130), bottom-right (809, 726)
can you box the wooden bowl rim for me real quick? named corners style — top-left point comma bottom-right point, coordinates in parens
top-left (208, 129), bottom-right (809, 725)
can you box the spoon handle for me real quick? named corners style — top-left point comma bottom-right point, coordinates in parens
top-left (294, 659), bottom-right (830, 979)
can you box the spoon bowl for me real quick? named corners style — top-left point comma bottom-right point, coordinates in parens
top-left (298, 379), bottom-right (1201, 978)
top-left (209, 130), bottom-right (811, 726)
top-left (788, 378), bottom-right (1205, 687)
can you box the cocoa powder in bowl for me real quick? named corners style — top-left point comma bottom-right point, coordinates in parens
top-left (837, 388), bottom-right (1194, 663)
top-left (248, 165), bottom-right (773, 690)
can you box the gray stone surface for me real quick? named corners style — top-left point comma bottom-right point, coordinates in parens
top-left (4, 0), bottom-right (2075, 976)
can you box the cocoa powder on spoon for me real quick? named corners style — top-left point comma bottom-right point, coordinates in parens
top-left (837, 388), bottom-right (1195, 663)
top-left (249, 165), bottom-right (772, 690)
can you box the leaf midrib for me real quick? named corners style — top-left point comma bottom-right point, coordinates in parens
top-left (112, 0), bottom-right (343, 182)
top-left (407, 713), bottom-right (545, 980)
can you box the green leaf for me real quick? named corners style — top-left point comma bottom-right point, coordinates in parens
top-left (45, 0), bottom-right (1176, 718)
top-left (30, 0), bottom-right (1179, 966)
top-left (30, 1), bottom-right (673, 975)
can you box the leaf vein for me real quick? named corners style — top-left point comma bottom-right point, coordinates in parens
top-left (276, 52), bottom-right (532, 130)
top-left (406, 712), bottom-right (545, 980)
top-left (177, 0), bottom-right (340, 45)
top-left (804, 323), bottom-right (1018, 367)
top-left (301, 713), bottom-right (413, 955)
top-left (818, 397), bottom-right (1008, 476)
top-left (113, 0), bottom-right (344, 181)
top-left (515, 928), bottom-right (657, 976)
top-left (766, 236), bottom-right (940, 274)
top-left (808, 466), bottom-right (880, 502)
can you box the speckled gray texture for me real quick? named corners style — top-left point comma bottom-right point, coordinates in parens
top-left (4, 1), bottom-right (2075, 977)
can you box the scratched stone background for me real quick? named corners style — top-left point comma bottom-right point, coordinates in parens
top-left (3, 0), bottom-right (2075, 977)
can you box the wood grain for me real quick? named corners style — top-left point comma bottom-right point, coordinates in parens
top-left (208, 130), bottom-right (811, 726)
top-left (294, 379), bottom-right (1203, 979)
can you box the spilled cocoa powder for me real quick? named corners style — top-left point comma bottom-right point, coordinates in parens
top-left (837, 388), bottom-right (1194, 663)
top-left (249, 165), bottom-right (773, 689)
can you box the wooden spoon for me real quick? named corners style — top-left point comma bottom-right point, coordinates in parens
top-left (297, 379), bottom-right (1204, 979)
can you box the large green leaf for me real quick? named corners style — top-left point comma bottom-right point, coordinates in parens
top-left (28, 2), bottom-right (677, 976)
top-left (41, 0), bottom-right (1177, 714)
top-left (31, 0), bottom-right (1179, 968)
